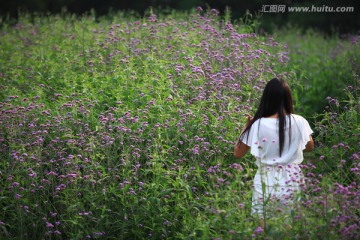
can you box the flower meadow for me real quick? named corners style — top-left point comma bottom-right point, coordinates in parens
top-left (0, 8), bottom-right (359, 239)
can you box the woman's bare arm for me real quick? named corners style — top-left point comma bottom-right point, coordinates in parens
top-left (304, 135), bottom-right (314, 152)
top-left (234, 115), bottom-right (252, 158)
top-left (234, 140), bottom-right (250, 158)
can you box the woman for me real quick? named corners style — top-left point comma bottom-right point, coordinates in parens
top-left (234, 78), bottom-right (314, 217)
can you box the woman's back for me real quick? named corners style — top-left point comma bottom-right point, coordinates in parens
top-left (243, 114), bottom-right (313, 166)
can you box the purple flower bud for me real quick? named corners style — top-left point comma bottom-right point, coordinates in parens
top-left (46, 222), bottom-right (54, 228)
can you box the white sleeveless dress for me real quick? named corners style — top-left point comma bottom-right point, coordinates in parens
top-left (241, 114), bottom-right (313, 216)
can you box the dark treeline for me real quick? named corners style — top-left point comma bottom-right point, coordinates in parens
top-left (0, 0), bottom-right (359, 34)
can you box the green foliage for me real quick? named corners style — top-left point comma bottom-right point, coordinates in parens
top-left (312, 76), bottom-right (360, 184)
top-left (273, 27), bottom-right (360, 118)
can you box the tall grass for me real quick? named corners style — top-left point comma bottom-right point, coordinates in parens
top-left (0, 8), bottom-right (359, 239)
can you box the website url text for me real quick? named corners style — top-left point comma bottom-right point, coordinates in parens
top-left (261, 5), bottom-right (354, 13)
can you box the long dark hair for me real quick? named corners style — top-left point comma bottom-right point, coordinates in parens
top-left (240, 78), bottom-right (294, 156)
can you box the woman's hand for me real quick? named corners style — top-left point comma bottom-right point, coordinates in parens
top-left (245, 114), bottom-right (253, 126)
top-left (241, 114), bottom-right (253, 134)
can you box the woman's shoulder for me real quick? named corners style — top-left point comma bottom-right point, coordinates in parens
top-left (290, 114), bottom-right (306, 121)
top-left (290, 114), bottom-right (310, 125)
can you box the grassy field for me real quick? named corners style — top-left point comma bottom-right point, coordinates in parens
top-left (0, 9), bottom-right (359, 239)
